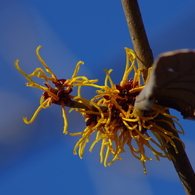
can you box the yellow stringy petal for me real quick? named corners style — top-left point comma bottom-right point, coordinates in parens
top-left (61, 102), bottom-right (69, 134)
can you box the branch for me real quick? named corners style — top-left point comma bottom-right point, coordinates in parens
top-left (121, 0), bottom-right (195, 194)
top-left (121, 0), bottom-right (153, 80)
top-left (156, 115), bottom-right (195, 194)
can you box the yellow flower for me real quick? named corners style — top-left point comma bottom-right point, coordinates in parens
top-left (14, 45), bottom-right (98, 134)
top-left (70, 48), bottom-right (184, 174)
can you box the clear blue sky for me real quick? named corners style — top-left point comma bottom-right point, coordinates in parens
top-left (0, 1), bottom-right (195, 194)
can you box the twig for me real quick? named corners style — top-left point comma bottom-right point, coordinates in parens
top-left (121, 0), bottom-right (195, 194)
top-left (157, 116), bottom-right (195, 194)
top-left (121, 0), bottom-right (153, 80)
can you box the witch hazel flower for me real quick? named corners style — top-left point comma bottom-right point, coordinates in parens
top-left (70, 48), bottom-right (184, 174)
top-left (14, 45), bottom-right (98, 134)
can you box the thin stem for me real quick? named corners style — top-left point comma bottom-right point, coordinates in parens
top-left (66, 100), bottom-right (108, 111)
top-left (157, 116), bottom-right (195, 195)
top-left (121, 0), bottom-right (153, 80)
top-left (121, 0), bottom-right (195, 194)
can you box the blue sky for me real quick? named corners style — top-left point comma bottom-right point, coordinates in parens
top-left (0, 1), bottom-right (195, 195)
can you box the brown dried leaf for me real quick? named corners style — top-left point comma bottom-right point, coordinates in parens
top-left (135, 50), bottom-right (195, 119)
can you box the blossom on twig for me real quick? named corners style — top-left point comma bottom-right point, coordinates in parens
top-left (15, 46), bottom-right (184, 174)
top-left (70, 48), bottom-right (184, 174)
top-left (14, 45), bottom-right (98, 134)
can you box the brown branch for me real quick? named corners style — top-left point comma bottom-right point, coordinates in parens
top-left (121, 0), bottom-right (195, 194)
top-left (121, 0), bottom-right (153, 80)
top-left (164, 116), bottom-right (195, 194)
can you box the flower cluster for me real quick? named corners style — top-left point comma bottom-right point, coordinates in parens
top-left (15, 46), bottom-right (184, 174)
top-left (14, 45), bottom-right (98, 134)
top-left (70, 48), bottom-right (184, 173)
